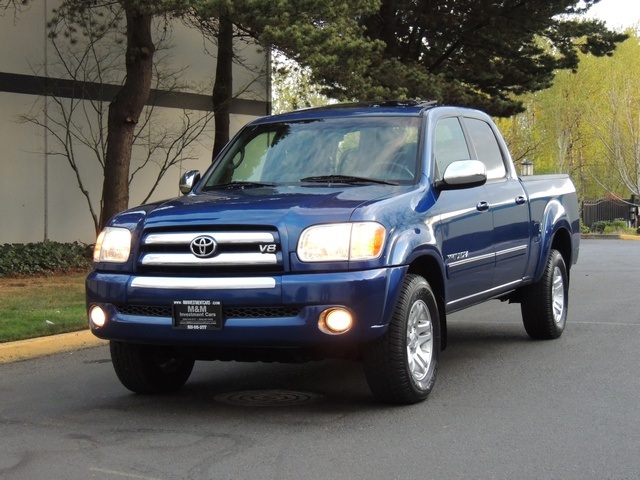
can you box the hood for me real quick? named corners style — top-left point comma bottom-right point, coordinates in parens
top-left (111, 184), bottom-right (415, 251)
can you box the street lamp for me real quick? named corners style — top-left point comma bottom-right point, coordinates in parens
top-left (521, 159), bottom-right (533, 176)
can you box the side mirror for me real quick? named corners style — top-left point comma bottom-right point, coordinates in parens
top-left (435, 160), bottom-right (487, 190)
top-left (179, 170), bottom-right (201, 195)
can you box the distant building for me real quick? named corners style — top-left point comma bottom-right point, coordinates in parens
top-left (0, 1), bottom-right (270, 244)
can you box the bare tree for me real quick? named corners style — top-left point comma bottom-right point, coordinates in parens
top-left (45, 1), bottom-right (216, 230)
top-left (21, 5), bottom-right (213, 234)
top-left (0, 0), bottom-right (29, 13)
top-left (593, 84), bottom-right (640, 197)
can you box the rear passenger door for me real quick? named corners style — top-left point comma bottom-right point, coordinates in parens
top-left (462, 116), bottom-right (530, 291)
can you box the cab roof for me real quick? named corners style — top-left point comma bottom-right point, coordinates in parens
top-left (251, 100), bottom-right (438, 125)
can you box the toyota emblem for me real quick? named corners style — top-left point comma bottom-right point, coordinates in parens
top-left (190, 235), bottom-right (217, 258)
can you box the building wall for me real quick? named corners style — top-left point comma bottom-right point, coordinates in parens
top-left (0, 2), bottom-right (270, 244)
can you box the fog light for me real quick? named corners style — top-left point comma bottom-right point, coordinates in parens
top-left (319, 308), bottom-right (353, 334)
top-left (90, 306), bottom-right (107, 328)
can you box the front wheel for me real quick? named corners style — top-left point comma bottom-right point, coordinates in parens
top-left (110, 341), bottom-right (195, 394)
top-left (520, 249), bottom-right (569, 340)
top-left (363, 274), bottom-right (441, 404)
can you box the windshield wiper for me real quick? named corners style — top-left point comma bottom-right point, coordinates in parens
top-left (300, 175), bottom-right (399, 186)
top-left (203, 181), bottom-right (276, 190)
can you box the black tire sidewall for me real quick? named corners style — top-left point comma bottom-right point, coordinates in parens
top-left (550, 250), bottom-right (569, 333)
top-left (110, 341), bottom-right (195, 394)
top-left (363, 274), bottom-right (441, 404)
top-left (402, 277), bottom-right (440, 396)
top-left (521, 249), bottom-right (568, 340)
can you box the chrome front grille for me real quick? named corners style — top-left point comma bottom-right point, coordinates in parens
top-left (137, 228), bottom-right (283, 273)
top-left (144, 232), bottom-right (275, 245)
top-left (140, 252), bottom-right (277, 267)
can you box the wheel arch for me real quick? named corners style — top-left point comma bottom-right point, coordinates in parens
top-left (534, 198), bottom-right (576, 283)
top-left (551, 227), bottom-right (572, 268)
top-left (406, 253), bottom-right (448, 350)
top-left (533, 225), bottom-right (573, 284)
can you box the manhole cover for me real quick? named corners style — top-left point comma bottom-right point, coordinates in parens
top-left (214, 390), bottom-right (323, 407)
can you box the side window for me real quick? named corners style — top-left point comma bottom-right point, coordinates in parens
top-left (206, 130), bottom-right (272, 186)
top-left (434, 117), bottom-right (470, 176)
top-left (231, 131), bottom-right (271, 181)
top-left (464, 118), bottom-right (506, 180)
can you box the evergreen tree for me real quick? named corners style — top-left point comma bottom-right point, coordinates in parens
top-left (351, 0), bottom-right (627, 116)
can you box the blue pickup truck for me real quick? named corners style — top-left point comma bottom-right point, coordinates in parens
top-left (86, 101), bottom-right (580, 404)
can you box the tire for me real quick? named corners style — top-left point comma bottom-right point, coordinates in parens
top-left (520, 249), bottom-right (568, 340)
top-left (110, 341), bottom-right (195, 394)
top-left (363, 274), bottom-right (440, 404)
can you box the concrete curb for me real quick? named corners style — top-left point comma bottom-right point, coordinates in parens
top-left (0, 329), bottom-right (107, 364)
top-left (619, 234), bottom-right (640, 241)
top-left (581, 234), bottom-right (640, 241)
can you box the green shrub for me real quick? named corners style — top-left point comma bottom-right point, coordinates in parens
top-left (588, 219), bottom-right (638, 235)
top-left (607, 220), bottom-right (629, 231)
top-left (603, 223), bottom-right (634, 234)
top-left (590, 221), bottom-right (608, 233)
top-left (0, 241), bottom-right (92, 277)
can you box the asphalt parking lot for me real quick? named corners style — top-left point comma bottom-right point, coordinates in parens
top-left (0, 238), bottom-right (639, 479)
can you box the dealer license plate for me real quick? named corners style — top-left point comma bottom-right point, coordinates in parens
top-left (172, 300), bottom-right (223, 330)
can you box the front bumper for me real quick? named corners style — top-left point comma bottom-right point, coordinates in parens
top-left (86, 266), bottom-right (407, 349)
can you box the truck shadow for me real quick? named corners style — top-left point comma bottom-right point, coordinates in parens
top-left (88, 318), bottom-right (546, 419)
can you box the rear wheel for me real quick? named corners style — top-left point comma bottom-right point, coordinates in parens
top-left (520, 249), bottom-right (568, 340)
top-left (110, 341), bottom-right (195, 394)
top-left (363, 274), bottom-right (440, 404)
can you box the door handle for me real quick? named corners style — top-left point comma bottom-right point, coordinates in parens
top-left (515, 196), bottom-right (526, 205)
top-left (476, 201), bottom-right (490, 212)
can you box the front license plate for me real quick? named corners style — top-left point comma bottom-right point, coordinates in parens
top-left (172, 300), bottom-right (223, 330)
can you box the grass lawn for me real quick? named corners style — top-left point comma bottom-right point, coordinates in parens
top-left (0, 271), bottom-right (89, 343)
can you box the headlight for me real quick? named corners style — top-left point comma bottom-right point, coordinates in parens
top-left (297, 222), bottom-right (386, 262)
top-left (93, 227), bottom-right (132, 263)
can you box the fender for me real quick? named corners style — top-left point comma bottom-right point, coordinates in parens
top-left (532, 199), bottom-right (570, 283)
top-left (387, 221), bottom-right (439, 267)
top-left (387, 223), bottom-right (446, 299)
top-left (386, 226), bottom-right (449, 349)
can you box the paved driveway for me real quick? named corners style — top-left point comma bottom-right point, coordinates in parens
top-left (0, 239), bottom-right (638, 479)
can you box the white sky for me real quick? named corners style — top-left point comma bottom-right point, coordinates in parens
top-left (585, 0), bottom-right (640, 29)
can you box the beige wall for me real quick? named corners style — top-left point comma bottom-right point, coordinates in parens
top-left (0, 2), bottom-right (269, 244)
top-left (0, 93), bottom-right (46, 242)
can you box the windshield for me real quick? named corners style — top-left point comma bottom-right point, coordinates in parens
top-left (201, 116), bottom-right (421, 189)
